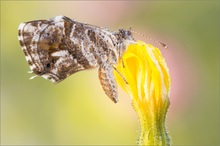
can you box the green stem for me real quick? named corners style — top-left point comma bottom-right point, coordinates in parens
top-left (132, 99), bottom-right (171, 146)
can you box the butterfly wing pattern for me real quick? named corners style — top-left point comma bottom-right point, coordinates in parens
top-left (18, 15), bottom-right (135, 103)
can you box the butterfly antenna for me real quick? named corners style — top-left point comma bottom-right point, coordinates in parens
top-left (130, 30), bottom-right (167, 49)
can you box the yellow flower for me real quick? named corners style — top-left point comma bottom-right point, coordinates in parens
top-left (114, 40), bottom-right (171, 145)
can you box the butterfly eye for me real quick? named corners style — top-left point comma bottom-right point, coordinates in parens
top-left (127, 31), bottom-right (131, 36)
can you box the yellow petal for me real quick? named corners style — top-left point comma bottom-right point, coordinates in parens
top-left (114, 40), bottom-right (171, 145)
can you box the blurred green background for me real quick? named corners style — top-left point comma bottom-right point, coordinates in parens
top-left (1, 1), bottom-right (219, 145)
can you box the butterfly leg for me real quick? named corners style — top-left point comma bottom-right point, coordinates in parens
top-left (122, 58), bottom-right (125, 68)
top-left (112, 65), bottom-right (128, 84)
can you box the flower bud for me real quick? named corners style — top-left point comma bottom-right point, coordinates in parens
top-left (114, 41), bottom-right (171, 145)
